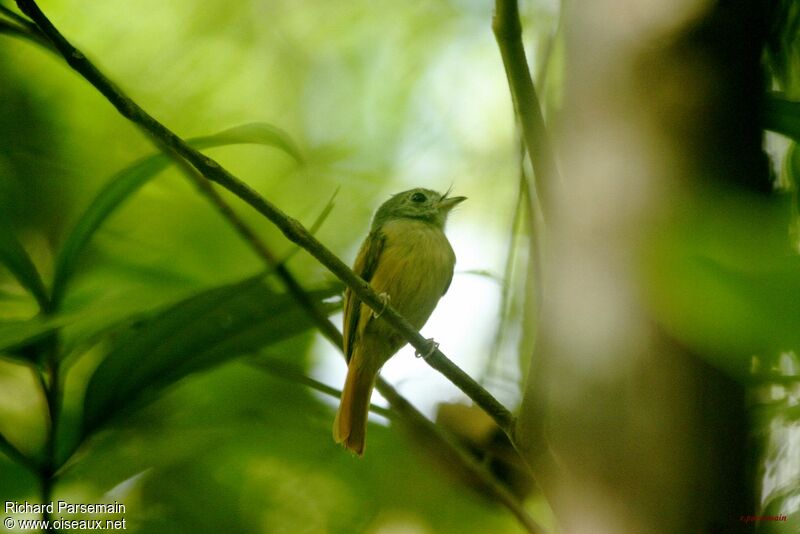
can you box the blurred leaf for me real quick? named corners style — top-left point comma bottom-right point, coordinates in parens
top-left (0, 219), bottom-right (49, 311)
top-left (483, 175), bottom-right (529, 386)
top-left (189, 122), bottom-right (303, 163)
top-left (0, 456), bottom-right (39, 503)
top-left (784, 141), bottom-right (800, 185)
top-left (279, 186), bottom-right (338, 265)
top-left (0, 305), bottom-right (136, 365)
top-left (0, 315), bottom-right (73, 361)
top-left (306, 186), bottom-right (338, 235)
top-left (764, 93), bottom-right (800, 141)
top-left (58, 294), bottom-right (181, 362)
top-left (51, 123), bottom-right (303, 306)
top-left (765, 0), bottom-right (800, 92)
top-left (81, 274), bottom-right (337, 434)
top-left (675, 256), bottom-right (800, 355)
top-left (644, 192), bottom-right (799, 377)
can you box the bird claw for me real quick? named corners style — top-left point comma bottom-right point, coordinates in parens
top-left (372, 292), bottom-right (390, 318)
top-left (415, 339), bottom-right (439, 360)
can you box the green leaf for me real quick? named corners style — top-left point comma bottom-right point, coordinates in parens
top-left (764, 0), bottom-right (800, 91)
top-left (51, 123), bottom-right (303, 307)
top-left (764, 93), bottom-right (800, 141)
top-left (188, 122), bottom-right (303, 164)
top-left (81, 274), bottom-right (337, 434)
top-left (0, 315), bottom-right (74, 361)
top-left (0, 219), bottom-right (50, 311)
top-left (279, 187), bottom-right (338, 265)
top-left (644, 192), bottom-right (799, 378)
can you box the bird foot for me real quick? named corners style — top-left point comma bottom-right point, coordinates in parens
top-left (415, 338), bottom-right (439, 360)
top-left (372, 292), bottom-right (390, 318)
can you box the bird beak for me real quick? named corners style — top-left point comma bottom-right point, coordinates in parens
top-left (438, 195), bottom-right (467, 212)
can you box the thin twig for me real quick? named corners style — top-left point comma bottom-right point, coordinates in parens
top-left (34, 340), bottom-right (60, 533)
top-left (0, 17), bottom-right (27, 37)
top-left (493, 0), bottom-right (559, 498)
top-left (0, 6), bottom-right (50, 49)
top-left (15, 0), bottom-right (515, 438)
top-left (483, 136), bottom-right (528, 383)
top-left (0, 2), bottom-right (35, 31)
top-left (533, 8), bottom-right (561, 110)
top-left (376, 379), bottom-right (544, 534)
top-left (169, 155), bottom-right (346, 343)
top-left (248, 359), bottom-right (394, 419)
top-left (493, 0), bottom-right (559, 221)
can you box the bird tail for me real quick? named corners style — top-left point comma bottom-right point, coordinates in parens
top-left (333, 361), bottom-right (376, 456)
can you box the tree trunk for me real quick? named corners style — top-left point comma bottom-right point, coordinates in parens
top-left (517, 1), bottom-right (771, 531)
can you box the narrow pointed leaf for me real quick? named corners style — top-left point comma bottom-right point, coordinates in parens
top-left (764, 93), bottom-right (800, 141)
top-left (52, 123), bottom-right (303, 306)
top-left (82, 274), bottom-right (337, 434)
top-left (0, 315), bottom-right (73, 361)
top-left (0, 220), bottom-right (49, 311)
top-left (0, 319), bottom-right (53, 357)
top-left (279, 187), bottom-right (339, 265)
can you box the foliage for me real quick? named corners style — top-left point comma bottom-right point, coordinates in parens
top-left (0, 1), bottom-right (548, 532)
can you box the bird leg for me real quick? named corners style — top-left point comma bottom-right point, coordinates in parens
top-left (415, 338), bottom-right (439, 360)
top-left (372, 292), bottom-right (390, 318)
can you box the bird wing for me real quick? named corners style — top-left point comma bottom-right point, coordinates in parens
top-left (343, 229), bottom-right (385, 362)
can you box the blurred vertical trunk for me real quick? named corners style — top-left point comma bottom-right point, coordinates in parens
top-left (516, 1), bottom-right (772, 532)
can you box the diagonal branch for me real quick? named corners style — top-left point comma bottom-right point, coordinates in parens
top-left (15, 0), bottom-right (515, 438)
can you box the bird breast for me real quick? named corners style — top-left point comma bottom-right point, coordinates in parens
top-left (369, 218), bottom-right (456, 330)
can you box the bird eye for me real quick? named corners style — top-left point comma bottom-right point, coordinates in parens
top-left (411, 192), bottom-right (427, 203)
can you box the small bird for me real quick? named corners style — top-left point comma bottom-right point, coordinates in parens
top-left (334, 187), bottom-right (465, 455)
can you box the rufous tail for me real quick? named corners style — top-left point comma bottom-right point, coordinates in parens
top-left (333, 362), bottom-right (375, 456)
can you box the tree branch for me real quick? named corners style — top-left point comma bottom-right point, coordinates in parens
top-left (0, 5), bottom-right (50, 49)
top-left (0, 3), bottom-right (34, 29)
top-left (15, 0), bottom-right (515, 438)
top-left (493, 0), bottom-right (559, 220)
